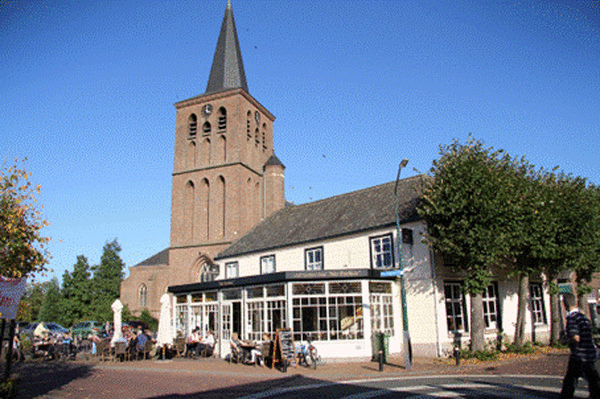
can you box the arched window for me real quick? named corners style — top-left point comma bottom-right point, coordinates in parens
top-left (188, 114), bottom-right (197, 138)
top-left (188, 141), bottom-right (196, 169)
top-left (139, 284), bottom-right (147, 308)
top-left (255, 128), bottom-right (259, 147)
top-left (199, 263), bottom-right (218, 282)
top-left (185, 181), bottom-right (195, 243)
top-left (217, 107), bottom-right (227, 131)
top-left (262, 123), bottom-right (267, 152)
top-left (218, 176), bottom-right (226, 238)
top-left (201, 138), bottom-right (211, 166)
top-left (203, 121), bottom-right (211, 135)
top-left (200, 178), bottom-right (210, 241)
top-left (217, 135), bottom-right (226, 164)
top-left (246, 111), bottom-right (252, 140)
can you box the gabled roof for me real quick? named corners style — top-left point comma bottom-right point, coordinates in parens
top-left (215, 175), bottom-right (425, 260)
top-left (264, 154), bottom-right (285, 169)
top-left (135, 248), bottom-right (169, 267)
top-left (205, 0), bottom-right (249, 95)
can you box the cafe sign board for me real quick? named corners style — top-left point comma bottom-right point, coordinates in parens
top-left (0, 276), bottom-right (26, 320)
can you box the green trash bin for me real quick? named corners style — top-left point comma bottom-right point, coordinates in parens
top-left (381, 333), bottom-right (389, 363)
top-left (372, 333), bottom-right (389, 363)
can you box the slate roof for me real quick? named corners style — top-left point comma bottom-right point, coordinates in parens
top-left (215, 175), bottom-right (425, 260)
top-left (264, 154), bottom-right (285, 169)
top-left (135, 248), bottom-right (169, 267)
top-left (205, 0), bottom-right (249, 95)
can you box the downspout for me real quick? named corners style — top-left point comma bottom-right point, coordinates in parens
top-left (430, 246), bottom-right (442, 357)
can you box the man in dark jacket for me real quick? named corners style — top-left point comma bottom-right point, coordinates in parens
top-left (560, 293), bottom-right (600, 399)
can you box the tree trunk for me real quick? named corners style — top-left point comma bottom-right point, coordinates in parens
top-left (514, 272), bottom-right (529, 349)
top-left (550, 280), bottom-right (561, 345)
top-left (470, 291), bottom-right (485, 352)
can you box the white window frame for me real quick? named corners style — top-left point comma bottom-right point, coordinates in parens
top-left (482, 283), bottom-right (499, 330)
top-left (305, 247), bottom-right (323, 270)
top-left (444, 281), bottom-right (468, 333)
top-left (225, 261), bottom-right (239, 279)
top-left (260, 255), bottom-right (275, 274)
top-left (370, 234), bottom-right (394, 269)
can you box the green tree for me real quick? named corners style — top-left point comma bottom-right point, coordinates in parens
top-left (138, 309), bottom-right (158, 332)
top-left (0, 158), bottom-right (51, 278)
top-left (38, 278), bottom-right (63, 323)
top-left (506, 164), bottom-right (553, 348)
top-left (61, 255), bottom-right (93, 325)
top-left (16, 281), bottom-right (48, 322)
top-left (90, 239), bottom-right (125, 321)
top-left (418, 137), bottom-right (516, 352)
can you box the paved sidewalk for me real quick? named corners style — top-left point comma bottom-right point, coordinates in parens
top-left (67, 348), bottom-right (572, 380)
top-left (8, 349), bottom-right (571, 398)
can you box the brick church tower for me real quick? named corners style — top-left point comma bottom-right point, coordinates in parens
top-left (121, 1), bottom-right (285, 317)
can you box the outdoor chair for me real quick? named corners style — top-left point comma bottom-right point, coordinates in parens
top-left (174, 337), bottom-right (186, 358)
top-left (97, 339), bottom-right (111, 361)
top-left (140, 340), bottom-right (153, 360)
top-left (261, 341), bottom-right (273, 368)
top-left (199, 344), bottom-right (214, 358)
top-left (113, 341), bottom-right (128, 362)
top-left (229, 343), bottom-right (243, 364)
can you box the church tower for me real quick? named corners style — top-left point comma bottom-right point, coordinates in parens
top-left (120, 1), bottom-right (285, 316)
top-left (167, 0), bottom-right (285, 286)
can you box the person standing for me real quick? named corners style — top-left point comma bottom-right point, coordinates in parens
top-left (560, 293), bottom-right (600, 399)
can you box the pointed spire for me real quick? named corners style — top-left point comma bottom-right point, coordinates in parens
top-left (205, 1), bottom-right (249, 94)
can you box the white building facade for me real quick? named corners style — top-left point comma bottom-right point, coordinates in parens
top-left (168, 176), bottom-right (552, 360)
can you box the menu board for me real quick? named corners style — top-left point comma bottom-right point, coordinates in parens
top-left (272, 328), bottom-right (294, 371)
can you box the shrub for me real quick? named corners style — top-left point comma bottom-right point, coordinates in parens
top-left (0, 376), bottom-right (20, 399)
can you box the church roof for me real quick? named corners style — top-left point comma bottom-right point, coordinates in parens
top-left (205, 0), bottom-right (249, 95)
top-left (215, 175), bottom-right (425, 260)
top-left (135, 248), bottom-right (169, 267)
top-left (264, 154), bottom-right (285, 169)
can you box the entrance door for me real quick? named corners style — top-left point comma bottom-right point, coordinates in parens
top-left (221, 301), bottom-right (242, 341)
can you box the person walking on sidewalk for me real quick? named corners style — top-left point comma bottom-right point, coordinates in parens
top-left (560, 293), bottom-right (600, 399)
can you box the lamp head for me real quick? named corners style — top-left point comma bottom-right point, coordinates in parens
top-left (399, 159), bottom-right (409, 169)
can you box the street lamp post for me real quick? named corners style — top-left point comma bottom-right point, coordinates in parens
top-left (394, 158), bottom-right (412, 370)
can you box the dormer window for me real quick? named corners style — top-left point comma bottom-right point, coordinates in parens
top-left (217, 107), bottom-right (227, 132)
top-left (188, 114), bottom-right (197, 138)
top-left (203, 121), bottom-right (212, 135)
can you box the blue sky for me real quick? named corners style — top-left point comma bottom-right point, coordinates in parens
top-left (2, 0), bottom-right (599, 283)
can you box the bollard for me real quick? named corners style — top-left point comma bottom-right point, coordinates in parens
top-left (379, 350), bottom-right (384, 372)
top-left (453, 346), bottom-right (460, 366)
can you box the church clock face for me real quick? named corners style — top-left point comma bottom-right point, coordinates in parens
top-left (203, 104), bottom-right (213, 117)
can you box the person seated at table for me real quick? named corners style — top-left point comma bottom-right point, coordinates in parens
top-left (197, 330), bottom-right (215, 357)
top-left (230, 333), bottom-right (247, 363)
top-left (128, 329), bottom-right (148, 360)
top-left (248, 333), bottom-right (271, 366)
top-left (39, 332), bottom-right (59, 360)
top-left (186, 327), bottom-right (201, 358)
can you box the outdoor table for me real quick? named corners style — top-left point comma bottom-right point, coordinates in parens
top-left (239, 341), bottom-right (256, 363)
